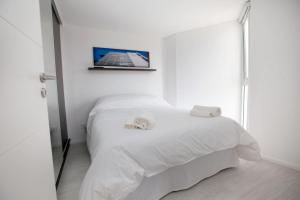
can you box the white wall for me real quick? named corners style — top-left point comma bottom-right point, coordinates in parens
top-left (248, 0), bottom-right (300, 169)
top-left (163, 35), bottom-right (177, 106)
top-left (60, 25), bottom-right (163, 143)
top-left (164, 21), bottom-right (242, 122)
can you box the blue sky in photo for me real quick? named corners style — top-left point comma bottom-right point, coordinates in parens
top-left (93, 47), bottom-right (149, 63)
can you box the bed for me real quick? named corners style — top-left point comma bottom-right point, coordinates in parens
top-left (80, 94), bottom-right (260, 200)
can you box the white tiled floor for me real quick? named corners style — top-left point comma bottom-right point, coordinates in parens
top-left (57, 143), bottom-right (300, 200)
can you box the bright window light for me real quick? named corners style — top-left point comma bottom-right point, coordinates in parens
top-left (242, 17), bottom-right (249, 129)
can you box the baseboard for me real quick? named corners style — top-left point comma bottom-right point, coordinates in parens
top-left (262, 155), bottom-right (300, 172)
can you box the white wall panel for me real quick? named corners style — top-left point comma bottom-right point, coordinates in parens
top-left (0, 17), bottom-right (45, 154)
top-left (0, 0), bottom-right (42, 45)
top-left (248, 0), bottom-right (300, 169)
top-left (0, 1), bottom-right (57, 199)
top-left (0, 132), bottom-right (56, 200)
top-left (163, 35), bottom-right (177, 106)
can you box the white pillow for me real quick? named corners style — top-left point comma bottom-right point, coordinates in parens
top-left (94, 94), bottom-right (169, 110)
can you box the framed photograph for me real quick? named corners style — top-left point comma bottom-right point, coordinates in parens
top-left (93, 47), bottom-right (150, 68)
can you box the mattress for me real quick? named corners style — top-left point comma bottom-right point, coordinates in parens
top-left (125, 148), bottom-right (239, 200)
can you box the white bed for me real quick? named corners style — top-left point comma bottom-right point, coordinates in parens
top-left (80, 94), bottom-right (260, 200)
top-left (125, 148), bottom-right (239, 200)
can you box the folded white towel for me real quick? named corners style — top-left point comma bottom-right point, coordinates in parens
top-left (125, 113), bottom-right (156, 130)
top-left (124, 118), bottom-right (138, 129)
top-left (134, 113), bottom-right (155, 130)
top-left (190, 105), bottom-right (221, 117)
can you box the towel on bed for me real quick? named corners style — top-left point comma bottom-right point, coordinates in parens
top-left (191, 105), bottom-right (221, 117)
top-left (134, 113), bottom-right (155, 130)
top-left (125, 113), bottom-right (155, 130)
top-left (124, 118), bottom-right (138, 129)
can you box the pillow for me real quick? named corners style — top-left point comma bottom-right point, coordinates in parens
top-left (94, 94), bottom-right (169, 110)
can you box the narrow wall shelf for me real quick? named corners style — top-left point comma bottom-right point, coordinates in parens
top-left (88, 67), bottom-right (157, 71)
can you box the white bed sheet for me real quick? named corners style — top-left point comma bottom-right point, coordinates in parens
top-left (125, 148), bottom-right (239, 200)
top-left (80, 95), bottom-right (260, 200)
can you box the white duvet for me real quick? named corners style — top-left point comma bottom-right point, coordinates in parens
top-left (79, 95), bottom-right (260, 200)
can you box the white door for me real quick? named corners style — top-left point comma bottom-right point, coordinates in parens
top-left (0, 1), bottom-right (57, 200)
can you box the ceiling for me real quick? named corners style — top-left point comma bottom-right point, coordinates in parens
top-left (56, 0), bottom-right (245, 37)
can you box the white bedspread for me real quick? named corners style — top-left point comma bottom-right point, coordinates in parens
top-left (80, 97), bottom-right (260, 200)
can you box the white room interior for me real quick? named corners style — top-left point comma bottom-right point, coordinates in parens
top-left (1, 0), bottom-right (300, 200)
top-left (57, 0), bottom-right (300, 170)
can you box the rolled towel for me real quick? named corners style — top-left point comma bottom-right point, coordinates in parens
top-left (124, 113), bottom-right (156, 130)
top-left (124, 118), bottom-right (137, 129)
top-left (190, 105), bottom-right (221, 117)
top-left (134, 113), bottom-right (155, 130)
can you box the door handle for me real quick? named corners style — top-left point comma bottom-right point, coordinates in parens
top-left (40, 73), bottom-right (56, 83)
